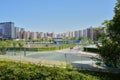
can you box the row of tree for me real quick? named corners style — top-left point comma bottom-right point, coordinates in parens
top-left (0, 40), bottom-right (24, 54)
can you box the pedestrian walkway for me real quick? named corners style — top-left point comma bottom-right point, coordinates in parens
top-left (57, 47), bottom-right (120, 73)
top-left (0, 55), bottom-right (66, 67)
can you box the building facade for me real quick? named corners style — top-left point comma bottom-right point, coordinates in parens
top-left (0, 22), bottom-right (15, 39)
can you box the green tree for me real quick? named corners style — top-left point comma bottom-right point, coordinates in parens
top-left (0, 41), bottom-right (8, 54)
top-left (98, 1), bottom-right (120, 68)
top-left (40, 38), bottom-right (44, 44)
top-left (70, 37), bottom-right (77, 40)
top-left (98, 39), bottom-right (120, 68)
top-left (81, 38), bottom-right (89, 46)
top-left (49, 39), bottom-right (53, 43)
top-left (108, 1), bottom-right (120, 44)
top-left (18, 41), bottom-right (24, 51)
top-left (12, 41), bottom-right (17, 55)
top-left (5, 40), bottom-right (12, 47)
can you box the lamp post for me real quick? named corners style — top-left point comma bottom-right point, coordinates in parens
top-left (24, 40), bottom-right (26, 56)
top-left (64, 53), bottom-right (67, 67)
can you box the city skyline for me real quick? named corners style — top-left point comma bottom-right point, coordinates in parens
top-left (0, 22), bottom-right (105, 41)
top-left (0, 0), bottom-right (116, 33)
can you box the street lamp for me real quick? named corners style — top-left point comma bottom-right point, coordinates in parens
top-left (64, 53), bottom-right (67, 66)
top-left (24, 40), bottom-right (26, 56)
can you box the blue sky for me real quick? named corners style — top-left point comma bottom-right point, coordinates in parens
top-left (0, 0), bottom-right (116, 33)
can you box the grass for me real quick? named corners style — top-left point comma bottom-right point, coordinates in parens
top-left (0, 44), bottom-right (76, 52)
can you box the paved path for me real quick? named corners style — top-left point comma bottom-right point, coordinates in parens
top-left (0, 55), bottom-right (66, 67)
top-left (56, 46), bottom-right (120, 73)
top-left (56, 46), bottom-right (99, 58)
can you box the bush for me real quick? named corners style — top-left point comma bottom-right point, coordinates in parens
top-left (0, 60), bottom-right (116, 80)
top-left (83, 47), bottom-right (98, 53)
top-left (98, 40), bottom-right (120, 68)
top-left (0, 51), bottom-right (3, 54)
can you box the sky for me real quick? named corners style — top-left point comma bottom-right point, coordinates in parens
top-left (0, 0), bottom-right (117, 33)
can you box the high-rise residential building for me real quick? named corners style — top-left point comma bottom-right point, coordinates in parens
top-left (40, 32), bottom-right (44, 38)
top-left (79, 30), bottom-right (83, 38)
top-left (71, 31), bottom-right (75, 38)
top-left (64, 32), bottom-right (69, 38)
top-left (14, 27), bottom-right (19, 39)
top-left (51, 32), bottom-right (55, 38)
top-left (0, 22), bottom-right (15, 39)
top-left (52, 32), bottom-right (57, 38)
top-left (31, 32), bottom-right (37, 40)
top-left (67, 31), bottom-right (75, 38)
top-left (44, 32), bottom-right (48, 38)
top-left (36, 32), bottom-right (40, 39)
top-left (0, 26), bottom-right (4, 39)
top-left (87, 27), bottom-right (94, 40)
top-left (26, 31), bottom-right (31, 40)
top-left (19, 28), bottom-right (25, 39)
top-left (47, 32), bottom-right (51, 38)
top-left (75, 31), bottom-right (78, 38)
top-left (74, 30), bottom-right (82, 38)
top-left (83, 29), bottom-right (87, 38)
top-left (62, 33), bottom-right (65, 38)
top-left (56, 33), bottom-right (63, 39)
top-left (22, 31), bottom-right (30, 40)
top-left (46, 32), bottom-right (55, 38)
top-left (68, 32), bottom-right (72, 38)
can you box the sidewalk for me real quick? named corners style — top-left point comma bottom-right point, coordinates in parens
top-left (56, 48), bottom-right (120, 73)
top-left (71, 60), bottom-right (120, 73)
top-left (56, 47), bottom-right (99, 58)
top-left (0, 55), bottom-right (65, 67)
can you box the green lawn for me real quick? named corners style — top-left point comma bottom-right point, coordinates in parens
top-left (0, 44), bottom-right (76, 52)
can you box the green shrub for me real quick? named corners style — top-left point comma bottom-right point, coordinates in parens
top-left (0, 51), bottom-right (3, 54)
top-left (83, 47), bottom-right (98, 53)
top-left (0, 60), bottom-right (116, 80)
top-left (0, 44), bottom-right (75, 52)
